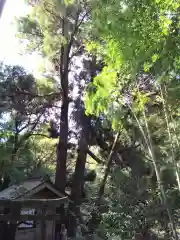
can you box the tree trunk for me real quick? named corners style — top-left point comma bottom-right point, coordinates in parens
top-left (55, 72), bottom-right (69, 239)
top-left (68, 112), bottom-right (89, 237)
top-left (55, 97), bottom-right (69, 192)
top-left (55, 11), bottom-right (69, 239)
top-left (55, 6), bottom-right (69, 192)
top-left (68, 140), bottom-right (88, 237)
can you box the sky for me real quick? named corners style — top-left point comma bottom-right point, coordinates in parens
top-left (0, 0), bottom-right (41, 73)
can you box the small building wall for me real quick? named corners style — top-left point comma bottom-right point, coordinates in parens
top-left (15, 187), bottom-right (60, 240)
top-left (16, 228), bottom-right (36, 240)
top-left (16, 221), bottom-right (55, 240)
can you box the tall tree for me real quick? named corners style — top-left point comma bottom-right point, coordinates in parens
top-left (18, 0), bottom-right (91, 192)
top-left (0, 63), bottom-right (57, 188)
top-left (0, 63), bottom-right (58, 240)
top-left (17, 1), bottom-right (94, 237)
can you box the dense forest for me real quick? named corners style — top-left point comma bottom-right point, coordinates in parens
top-left (1, 0), bottom-right (180, 239)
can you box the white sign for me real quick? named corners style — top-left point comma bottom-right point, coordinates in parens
top-left (18, 209), bottom-right (35, 229)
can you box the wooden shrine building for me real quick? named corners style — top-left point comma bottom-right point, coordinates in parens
top-left (0, 176), bottom-right (69, 240)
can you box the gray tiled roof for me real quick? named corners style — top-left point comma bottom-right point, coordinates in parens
top-left (0, 178), bottom-right (43, 200)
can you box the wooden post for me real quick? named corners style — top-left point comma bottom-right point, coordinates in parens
top-left (0, 207), bottom-right (10, 239)
top-left (40, 206), bottom-right (46, 240)
top-left (11, 202), bottom-right (21, 223)
top-left (9, 202), bottom-right (21, 240)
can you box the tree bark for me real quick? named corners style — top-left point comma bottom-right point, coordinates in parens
top-left (67, 110), bottom-right (90, 237)
top-left (55, 11), bottom-right (70, 240)
top-left (55, 96), bottom-right (69, 192)
top-left (55, 6), bottom-right (69, 193)
top-left (55, 65), bottom-right (69, 240)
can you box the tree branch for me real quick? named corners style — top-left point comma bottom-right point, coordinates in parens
top-left (30, 133), bottom-right (50, 139)
top-left (14, 90), bottom-right (60, 99)
top-left (17, 112), bottom-right (44, 148)
top-left (87, 149), bottom-right (104, 164)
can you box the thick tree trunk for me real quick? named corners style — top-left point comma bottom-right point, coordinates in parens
top-left (68, 113), bottom-right (89, 237)
top-left (55, 98), bottom-right (69, 192)
top-left (55, 12), bottom-right (69, 239)
top-left (55, 71), bottom-right (69, 239)
top-left (55, 8), bottom-right (69, 193)
top-left (68, 140), bottom-right (88, 237)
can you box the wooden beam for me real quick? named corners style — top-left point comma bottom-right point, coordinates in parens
top-left (40, 206), bottom-right (46, 240)
top-left (0, 197), bottom-right (68, 207)
top-left (0, 214), bottom-right (61, 221)
top-left (10, 202), bottom-right (21, 223)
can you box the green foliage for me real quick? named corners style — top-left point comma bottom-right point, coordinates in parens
top-left (3, 0), bottom-right (180, 238)
top-left (0, 63), bottom-right (58, 184)
top-left (17, 1), bottom-right (62, 59)
top-left (82, 0), bottom-right (180, 238)
top-left (17, 0), bottom-right (85, 62)
top-left (98, 165), bottom-right (180, 239)
top-left (85, 0), bottom-right (180, 121)
top-left (0, 130), bottom-right (57, 183)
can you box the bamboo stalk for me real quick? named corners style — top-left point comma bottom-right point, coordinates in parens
top-left (160, 85), bottom-right (180, 191)
top-left (97, 132), bottom-right (120, 200)
top-left (128, 103), bottom-right (178, 240)
top-left (142, 109), bottom-right (178, 240)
